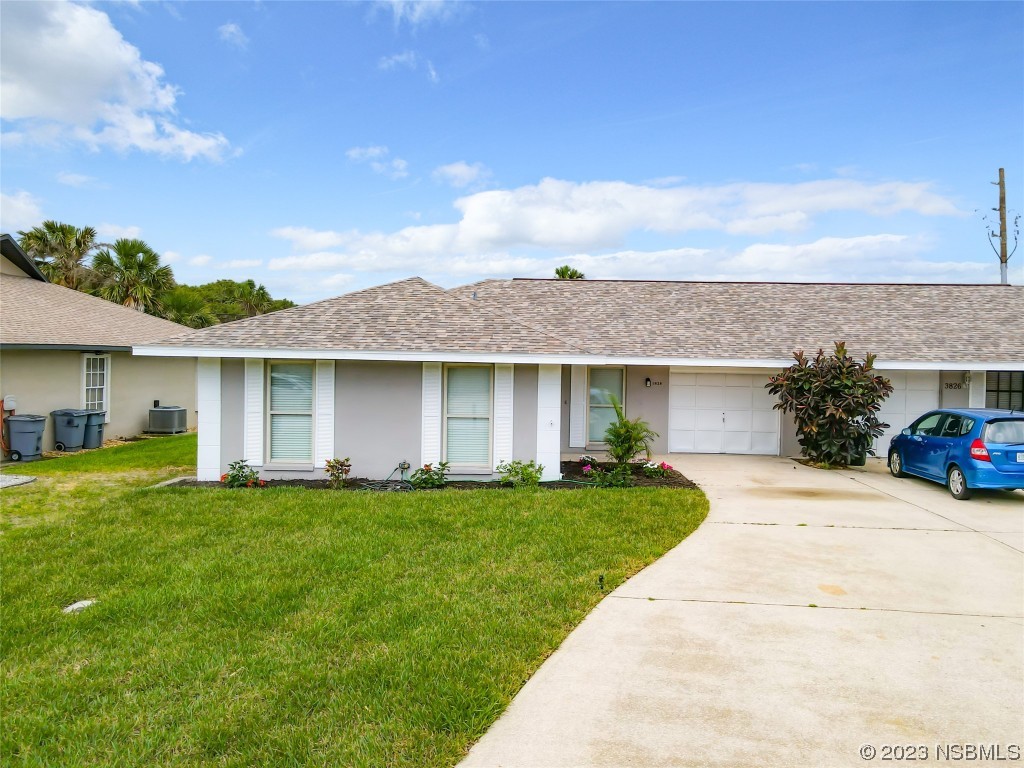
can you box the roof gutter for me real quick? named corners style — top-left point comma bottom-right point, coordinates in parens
top-left (2, 343), bottom-right (132, 352)
top-left (132, 345), bottom-right (1024, 371)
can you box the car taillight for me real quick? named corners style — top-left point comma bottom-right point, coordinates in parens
top-left (970, 439), bottom-right (991, 462)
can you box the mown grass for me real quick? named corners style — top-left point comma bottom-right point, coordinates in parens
top-left (1, 435), bottom-right (708, 767)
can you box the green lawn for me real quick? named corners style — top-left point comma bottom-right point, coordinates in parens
top-left (2, 435), bottom-right (707, 767)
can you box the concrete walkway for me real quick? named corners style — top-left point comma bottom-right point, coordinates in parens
top-left (461, 455), bottom-right (1024, 768)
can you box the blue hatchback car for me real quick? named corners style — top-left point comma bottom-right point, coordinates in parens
top-left (888, 408), bottom-right (1024, 500)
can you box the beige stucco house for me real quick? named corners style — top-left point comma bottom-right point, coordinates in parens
top-left (0, 234), bottom-right (197, 453)
top-left (134, 274), bottom-right (1023, 483)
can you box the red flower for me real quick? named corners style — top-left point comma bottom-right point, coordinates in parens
top-left (220, 474), bottom-right (228, 483)
top-left (258, 480), bottom-right (267, 487)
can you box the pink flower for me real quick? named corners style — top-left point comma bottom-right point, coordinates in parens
top-left (582, 464), bottom-right (593, 474)
top-left (660, 462), bottom-right (672, 471)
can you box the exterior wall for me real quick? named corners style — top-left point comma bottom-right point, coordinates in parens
top-left (0, 349), bottom-right (196, 453)
top-left (220, 358), bottom-right (245, 474)
top-left (1, 255), bottom-right (29, 277)
top-left (625, 366), bottom-right (669, 455)
top-left (335, 360), bottom-right (422, 480)
top-left (560, 365), bottom-right (572, 452)
top-left (939, 370), bottom-right (971, 409)
top-left (512, 364), bottom-right (538, 462)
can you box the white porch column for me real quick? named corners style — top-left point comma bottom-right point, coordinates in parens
top-left (196, 358), bottom-right (222, 481)
top-left (968, 370), bottom-right (987, 408)
top-left (537, 364), bottom-right (563, 481)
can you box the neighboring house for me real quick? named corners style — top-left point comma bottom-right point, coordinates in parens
top-left (0, 234), bottom-right (197, 452)
top-left (134, 276), bottom-right (1024, 482)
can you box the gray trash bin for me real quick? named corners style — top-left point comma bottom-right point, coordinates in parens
top-left (83, 410), bottom-right (107, 449)
top-left (50, 409), bottom-right (89, 452)
top-left (5, 414), bottom-right (46, 461)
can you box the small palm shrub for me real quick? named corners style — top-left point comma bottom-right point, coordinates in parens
top-left (604, 396), bottom-right (659, 466)
top-left (766, 341), bottom-right (894, 467)
top-left (496, 460), bottom-right (544, 487)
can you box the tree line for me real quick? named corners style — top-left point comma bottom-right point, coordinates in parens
top-left (16, 221), bottom-right (295, 328)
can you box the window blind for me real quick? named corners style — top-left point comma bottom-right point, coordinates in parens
top-left (269, 363), bottom-right (313, 462)
top-left (446, 366), bottom-right (491, 465)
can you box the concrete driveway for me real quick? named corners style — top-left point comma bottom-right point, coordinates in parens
top-left (460, 455), bottom-right (1024, 768)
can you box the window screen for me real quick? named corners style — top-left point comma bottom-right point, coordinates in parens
top-left (986, 371), bottom-right (1024, 410)
top-left (589, 368), bottom-right (624, 443)
top-left (269, 363), bottom-right (313, 462)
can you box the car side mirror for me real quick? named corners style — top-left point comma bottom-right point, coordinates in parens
top-left (901, 428), bottom-right (912, 436)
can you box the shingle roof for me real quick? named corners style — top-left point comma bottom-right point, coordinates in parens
top-left (1, 273), bottom-right (191, 348)
top-left (146, 277), bottom-right (584, 355)
top-left (448, 279), bottom-right (1024, 363)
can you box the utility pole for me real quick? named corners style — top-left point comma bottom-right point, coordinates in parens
top-left (995, 168), bottom-right (1008, 284)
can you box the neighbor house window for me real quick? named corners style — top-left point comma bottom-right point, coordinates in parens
top-left (268, 362), bottom-right (314, 463)
top-left (986, 371), bottom-right (1023, 410)
top-left (444, 365), bottom-right (492, 467)
top-left (83, 354), bottom-right (110, 422)
top-left (588, 367), bottom-right (624, 443)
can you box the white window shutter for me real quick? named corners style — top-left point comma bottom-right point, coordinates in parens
top-left (421, 362), bottom-right (442, 465)
top-left (196, 358), bottom-right (222, 481)
top-left (493, 364), bottom-right (514, 470)
top-left (314, 360), bottom-right (335, 467)
top-left (569, 364), bottom-right (587, 448)
top-left (536, 365), bottom-right (562, 481)
top-left (244, 359), bottom-right (264, 465)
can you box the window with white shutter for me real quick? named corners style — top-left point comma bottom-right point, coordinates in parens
top-left (444, 365), bottom-right (492, 467)
top-left (268, 362), bottom-right (314, 463)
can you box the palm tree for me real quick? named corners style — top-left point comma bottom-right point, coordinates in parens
top-left (554, 265), bottom-right (585, 279)
top-left (17, 221), bottom-right (102, 289)
top-left (233, 280), bottom-right (273, 316)
top-left (157, 287), bottom-right (217, 328)
top-left (91, 239), bottom-right (174, 313)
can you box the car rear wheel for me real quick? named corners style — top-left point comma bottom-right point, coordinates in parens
top-left (889, 450), bottom-right (907, 478)
top-left (947, 465), bottom-right (972, 500)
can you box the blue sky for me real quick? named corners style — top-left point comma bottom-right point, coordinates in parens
top-left (2, 1), bottom-right (1022, 303)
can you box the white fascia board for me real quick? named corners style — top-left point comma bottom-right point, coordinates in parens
top-left (132, 345), bottom-right (1024, 371)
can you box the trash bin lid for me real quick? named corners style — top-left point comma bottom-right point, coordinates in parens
top-left (50, 408), bottom-right (89, 416)
top-left (5, 414), bottom-right (46, 421)
top-left (152, 405), bottom-right (184, 410)
top-left (84, 409), bottom-right (107, 415)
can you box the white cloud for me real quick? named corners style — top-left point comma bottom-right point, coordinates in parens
top-left (426, 61), bottom-right (439, 84)
top-left (218, 22), bottom-right (249, 49)
top-left (474, 33), bottom-right (490, 50)
top-left (162, 250), bottom-right (181, 264)
top-left (379, 0), bottom-right (459, 27)
top-left (56, 171), bottom-right (94, 187)
top-left (97, 223), bottom-right (142, 240)
top-left (188, 254), bottom-right (212, 266)
top-left (432, 161), bottom-right (490, 189)
top-left (0, 190), bottom-right (43, 233)
top-left (345, 145), bottom-right (409, 179)
top-left (222, 258), bottom-right (263, 269)
top-left (378, 51), bottom-right (417, 71)
top-left (269, 226), bottom-right (349, 251)
top-left (0, 2), bottom-right (230, 161)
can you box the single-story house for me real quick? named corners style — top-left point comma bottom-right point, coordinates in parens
top-left (0, 234), bottom-right (197, 452)
top-left (133, 276), bottom-right (1024, 482)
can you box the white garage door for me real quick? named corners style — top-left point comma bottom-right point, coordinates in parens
top-left (669, 372), bottom-right (780, 454)
top-left (875, 371), bottom-right (940, 455)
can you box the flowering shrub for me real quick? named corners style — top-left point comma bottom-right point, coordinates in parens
top-left (642, 461), bottom-right (674, 478)
top-left (496, 460), bottom-right (544, 487)
top-left (324, 457), bottom-right (352, 489)
top-left (582, 463), bottom-right (632, 488)
top-left (578, 454), bottom-right (599, 466)
top-left (221, 459), bottom-right (266, 488)
top-left (410, 462), bottom-right (450, 489)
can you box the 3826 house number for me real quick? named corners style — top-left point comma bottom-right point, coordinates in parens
top-left (944, 382), bottom-right (965, 390)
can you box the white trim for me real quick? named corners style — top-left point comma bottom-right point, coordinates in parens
top-left (81, 353), bottom-right (112, 423)
top-left (243, 358), bottom-right (264, 465)
top-left (196, 358), bottom-right (221, 481)
top-left (133, 345), bottom-right (1024, 371)
top-left (569, 365), bottom-right (586, 448)
top-left (586, 365), bottom-right (626, 445)
top-left (315, 360), bottom-right (335, 467)
top-left (266, 360), bottom-right (315, 464)
top-left (536, 365), bottom-right (562, 481)
top-left (968, 370), bottom-right (987, 408)
top-left (421, 362), bottom-right (442, 466)
top-left (493, 364), bottom-right (514, 470)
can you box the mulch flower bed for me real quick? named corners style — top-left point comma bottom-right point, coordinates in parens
top-left (166, 462), bottom-right (697, 491)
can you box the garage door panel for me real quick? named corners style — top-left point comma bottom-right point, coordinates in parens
top-left (695, 387), bottom-right (725, 408)
top-left (724, 387), bottom-right (753, 409)
top-left (670, 409), bottom-right (695, 430)
top-left (695, 430), bottom-right (722, 452)
top-left (725, 409), bottom-right (752, 431)
top-left (669, 430), bottom-right (695, 451)
top-left (671, 373), bottom-right (696, 386)
top-left (751, 431), bottom-right (779, 454)
top-left (697, 373), bottom-right (727, 387)
top-left (907, 371), bottom-right (939, 390)
top-left (670, 384), bottom-right (695, 407)
top-left (696, 409), bottom-right (724, 430)
top-left (722, 431), bottom-right (752, 453)
top-left (752, 387), bottom-right (776, 409)
top-left (873, 371), bottom-right (940, 455)
top-left (752, 410), bottom-right (778, 432)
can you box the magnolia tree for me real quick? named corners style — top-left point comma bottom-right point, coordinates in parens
top-left (767, 342), bottom-right (894, 467)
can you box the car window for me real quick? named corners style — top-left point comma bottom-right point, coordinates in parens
top-left (982, 419), bottom-right (1024, 444)
top-left (959, 417), bottom-right (975, 436)
top-left (940, 414), bottom-right (963, 437)
top-left (912, 413), bottom-right (944, 436)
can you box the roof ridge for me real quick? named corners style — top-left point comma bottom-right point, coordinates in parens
top-left (434, 280), bottom-right (592, 355)
top-left (508, 278), bottom-right (1019, 288)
